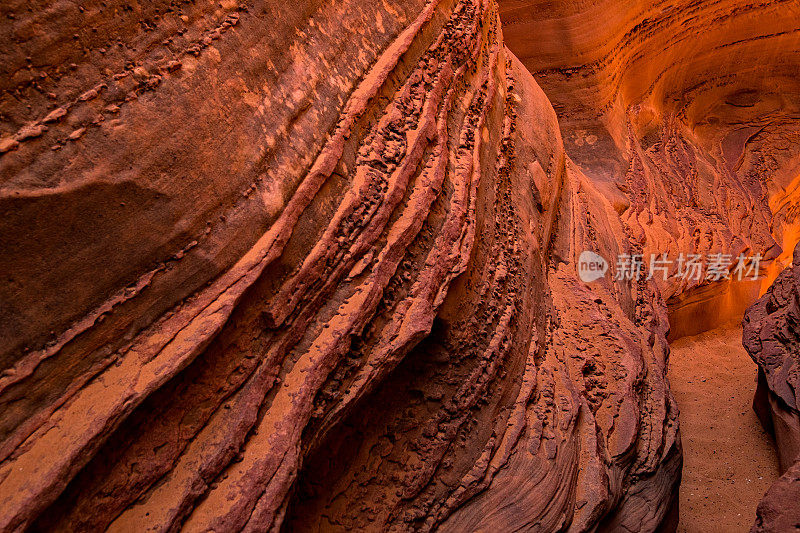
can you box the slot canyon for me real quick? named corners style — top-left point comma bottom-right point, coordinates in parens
top-left (0, 0), bottom-right (799, 531)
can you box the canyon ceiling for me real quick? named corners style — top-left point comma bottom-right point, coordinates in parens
top-left (0, 0), bottom-right (799, 531)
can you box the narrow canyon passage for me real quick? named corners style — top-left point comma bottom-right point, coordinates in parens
top-left (668, 326), bottom-right (780, 532)
top-left (5, 0), bottom-right (800, 529)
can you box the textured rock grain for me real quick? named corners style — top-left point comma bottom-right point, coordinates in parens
top-left (0, 0), bottom-right (683, 531)
top-left (6, 0), bottom-right (800, 531)
top-left (501, 2), bottom-right (800, 527)
top-left (744, 244), bottom-right (800, 532)
top-left (500, 0), bottom-right (800, 337)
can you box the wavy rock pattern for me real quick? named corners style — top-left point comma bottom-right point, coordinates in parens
top-left (500, 0), bottom-right (800, 337)
top-left (0, 0), bottom-right (685, 531)
top-left (501, 2), bottom-right (800, 528)
top-left (744, 243), bottom-right (800, 532)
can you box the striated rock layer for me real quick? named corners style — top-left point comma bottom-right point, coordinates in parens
top-left (744, 243), bottom-right (800, 532)
top-left (502, 1), bottom-right (800, 528)
top-left (500, 0), bottom-right (800, 338)
top-left (0, 0), bottom-right (682, 531)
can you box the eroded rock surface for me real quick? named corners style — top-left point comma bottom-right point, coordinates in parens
top-left (501, 2), bottom-right (800, 527)
top-left (744, 243), bottom-right (800, 532)
top-left (751, 461), bottom-right (800, 533)
top-left (8, 0), bottom-right (800, 530)
top-left (0, 0), bottom-right (685, 531)
top-left (500, 0), bottom-right (800, 337)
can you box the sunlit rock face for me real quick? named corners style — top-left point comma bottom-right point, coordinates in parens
top-left (744, 243), bottom-right (800, 532)
top-left (500, 0), bottom-right (800, 338)
top-left (501, 0), bottom-right (800, 528)
top-left (6, 0), bottom-right (800, 530)
top-left (0, 0), bottom-right (683, 531)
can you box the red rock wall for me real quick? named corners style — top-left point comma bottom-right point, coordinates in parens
top-left (743, 244), bottom-right (800, 532)
top-left (502, 2), bottom-right (800, 527)
top-left (0, 0), bottom-right (683, 531)
top-left (500, 0), bottom-right (800, 318)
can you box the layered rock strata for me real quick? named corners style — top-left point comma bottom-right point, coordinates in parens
top-left (744, 244), bottom-right (800, 532)
top-left (502, 1), bottom-right (800, 529)
top-left (0, 0), bottom-right (681, 531)
top-left (499, 0), bottom-right (800, 337)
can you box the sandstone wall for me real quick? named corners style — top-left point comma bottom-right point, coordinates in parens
top-left (500, 0), bottom-right (800, 333)
top-left (743, 244), bottom-right (800, 532)
top-left (0, 0), bottom-right (681, 531)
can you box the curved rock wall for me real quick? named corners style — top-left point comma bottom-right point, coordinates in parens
top-left (502, 1), bottom-right (800, 528)
top-left (500, 0), bottom-right (800, 328)
top-left (1, 0), bottom-right (681, 531)
top-left (743, 243), bottom-right (800, 532)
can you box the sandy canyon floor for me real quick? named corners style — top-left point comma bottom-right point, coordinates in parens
top-left (669, 326), bottom-right (780, 532)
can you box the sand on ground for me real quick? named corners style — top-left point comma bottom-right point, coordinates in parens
top-left (668, 325), bottom-right (780, 533)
